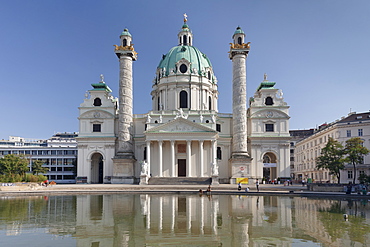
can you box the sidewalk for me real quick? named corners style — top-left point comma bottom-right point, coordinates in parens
top-left (1, 183), bottom-right (369, 198)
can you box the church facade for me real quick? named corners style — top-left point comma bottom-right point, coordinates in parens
top-left (76, 17), bottom-right (291, 184)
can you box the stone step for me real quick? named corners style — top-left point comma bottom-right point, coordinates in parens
top-left (148, 177), bottom-right (212, 185)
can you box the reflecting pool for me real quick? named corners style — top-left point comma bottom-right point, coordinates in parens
top-left (0, 194), bottom-right (369, 246)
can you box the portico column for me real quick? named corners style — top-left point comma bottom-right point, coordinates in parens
top-left (146, 141), bottom-right (151, 176)
top-left (199, 140), bottom-right (204, 177)
top-left (187, 140), bottom-right (192, 177)
top-left (212, 140), bottom-right (217, 166)
top-left (158, 140), bottom-right (163, 177)
top-left (171, 140), bottom-right (175, 177)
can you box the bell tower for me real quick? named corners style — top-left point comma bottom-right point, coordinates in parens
top-left (229, 26), bottom-right (252, 182)
top-left (112, 28), bottom-right (137, 184)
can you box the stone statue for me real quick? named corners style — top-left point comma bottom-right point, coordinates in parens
top-left (212, 163), bottom-right (219, 176)
top-left (159, 115), bottom-right (162, 123)
top-left (176, 108), bottom-right (188, 119)
top-left (146, 114), bottom-right (152, 123)
top-left (199, 114), bottom-right (203, 123)
top-left (141, 161), bottom-right (148, 176)
top-left (211, 114), bottom-right (216, 123)
top-left (100, 74), bottom-right (105, 83)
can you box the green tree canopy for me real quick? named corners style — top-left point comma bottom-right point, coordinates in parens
top-left (0, 154), bottom-right (29, 179)
top-left (344, 137), bottom-right (370, 184)
top-left (31, 160), bottom-right (49, 175)
top-left (316, 137), bottom-right (345, 183)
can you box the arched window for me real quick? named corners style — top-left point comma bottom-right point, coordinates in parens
top-left (183, 35), bottom-right (187, 45)
top-left (93, 98), bottom-right (102, 106)
top-left (265, 96), bottom-right (274, 105)
top-left (208, 96), bottom-right (212, 110)
top-left (144, 147), bottom-right (147, 160)
top-left (122, 38), bottom-right (127, 46)
top-left (157, 96), bottom-right (161, 110)
top-left (179, 91), bottom-right (188, 108)
top-left (237, 37), bottom-right (242, 45)
top-left (189, 37), bottom-right (191, 45)
top-left (208, 71), bottom-right (211, 80)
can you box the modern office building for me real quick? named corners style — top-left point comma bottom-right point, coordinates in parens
top-left (0, 133), bottom-right (78, 183)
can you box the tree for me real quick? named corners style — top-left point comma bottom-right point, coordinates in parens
top-left (0, 154), bottom-right (29, 180)
top-left (31, 160), bottom-right (49, 175)
top-left (344, 137), bottom-right (370, 184)
top-left (316, 137), bottom-right (345, 183)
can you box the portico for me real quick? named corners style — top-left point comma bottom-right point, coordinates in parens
top-left (143, 118), bottom-right (218, 178)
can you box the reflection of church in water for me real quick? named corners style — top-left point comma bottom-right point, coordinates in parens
top-left (76, 15), bottom-right (291, 184)
top-left (75, 194), bottom-right (295, 246)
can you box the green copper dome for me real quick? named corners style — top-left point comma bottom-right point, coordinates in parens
top-left (120, 28), bottom-right (132, 37)
top-left (158, 45), bottom-right (213, 76)
top-left (234, 26), bottom-right (244, 35)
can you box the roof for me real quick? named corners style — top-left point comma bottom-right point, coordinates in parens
top-left (120, 28), bottom-right (131, 37)
top-left (257, 81), bottom-right (276, 91)
top-left (90, 82), bottom-right (112, 92)
top-left (337, 111), bottom-right (370, 124)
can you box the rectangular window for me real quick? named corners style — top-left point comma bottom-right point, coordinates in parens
top-left (64, 158), bottom-right (74, 165)
top-left (347, 130), bottom-right (351, 137)
top-left (265, 124), bottom-right (274, 132)
top-left (217, 147), bottom-right (222, 160)
top-left (216, 124), bottom-right (221, 132)
top-left (93, 124), bottom-right (101, 132)
top-left (358, 129), bottom-right (363, 136)
top-left (348, 170), bottom-right (353, 179)
top-left (359, 170), bottom-right (365, 176)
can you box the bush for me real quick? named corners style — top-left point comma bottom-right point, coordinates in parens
top-left (37, 175), bottom-right (47, 182)
top-left (25, 174), bottom-right (39, 182)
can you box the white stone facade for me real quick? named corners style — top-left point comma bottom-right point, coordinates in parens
top-left (76, 20), bottom-right (290, 184)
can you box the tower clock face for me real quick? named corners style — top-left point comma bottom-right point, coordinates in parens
top-left (266, 111), bottom-right (273, 118)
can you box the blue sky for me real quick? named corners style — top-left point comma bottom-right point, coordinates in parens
top-left (1, 0), bottom-right (369, 140)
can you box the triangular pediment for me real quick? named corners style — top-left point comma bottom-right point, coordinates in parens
top-left (145, 117), bottom-right (217, 134)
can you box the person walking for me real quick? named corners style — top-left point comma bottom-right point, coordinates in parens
top-left (238, 182), bottom-right (242, 191)
top-left (256, 179), bottom-right (260, 192)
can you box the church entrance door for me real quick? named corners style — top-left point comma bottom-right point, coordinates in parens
top-left (91, 153), bottom-right (104, 183)
top-left (178, 159), bottom-right (186, 177)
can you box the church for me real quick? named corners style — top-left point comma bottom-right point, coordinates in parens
top-left (76, 16), bottom-right (291, 185)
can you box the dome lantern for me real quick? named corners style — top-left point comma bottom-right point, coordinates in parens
top-left (178, 13), bottom-right (193, 46)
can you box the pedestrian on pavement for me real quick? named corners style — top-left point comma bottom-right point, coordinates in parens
top-left (238, 182), bottom-right (241, 191)
top-left (256, 179), bottom-right (260, 192)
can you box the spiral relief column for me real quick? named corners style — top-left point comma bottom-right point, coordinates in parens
top-left (229, 27), bottom-right (252, 182)
top-left (112, 28), bottom-right (137, 184)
